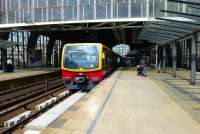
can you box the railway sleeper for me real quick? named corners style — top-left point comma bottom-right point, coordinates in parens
top-left (0, 81), bottom-right (44, 96)
top-left (48, 81), bottom-right (65, 90)
top-left (58, 90), bottom-right (70, 99)
top-left (4, 111), bottom-right (31, 128)
top-left (0, 85), bottom-right (45, 103)
top-left (0, 88), bottom-right (46, 110)
top-left (35, 97), bottom-right (57, 111)
top-left (0, 86), bottom-right (66, 116)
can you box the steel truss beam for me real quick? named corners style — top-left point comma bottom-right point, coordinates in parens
top-left (145, 39), bottom-right (166, 45)
top-left (146, 29), bottom-right (184, 37)
top-left (139, 35), bottom-right (170, 42)
top-left (156, 17), bottom-right (200, 26)
top-left (140, 32), bottom-right (175, 39)
top-left (168, 0), bottom-right (200, 6)
top-left (151, 22), bottom-right (197, 31)
top-left (143, 31), bottom-right (180, 38)
top-left (140, 36), bottom-right (171, 43)
top-left (142, 33), bottom-right (177, 40)
top-left (188, 5), bottom-right (200, 10)
top-left (161, 10), bottom-right (200, 21)
top-left (150, 26), bottom-right (191, 34)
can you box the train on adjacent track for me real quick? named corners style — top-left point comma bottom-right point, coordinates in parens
top-left (61, 43), bottom-right (121, 91)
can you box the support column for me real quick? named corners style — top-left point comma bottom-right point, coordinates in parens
top-left (0, 32), bottom-right (10, 71)
top-left (172, 42), bottom-right (177, 78)
top-left (27, 32), bottom-right (39, 53)
top-left (155, 44), bottom-right (158, 70)
top-left (146, 0), bottom-right (149, 18)
top-left (94, 0), bottom-right (96, 19)
top-left (128, 0), bottom-right (132, 18)
top-left (190, 33), bottom-right (197, 85)
top-left (46, 37), bottom-right (56, 66)
top-left (17, 32), bottom-right (20, 69)
top-left (162, 46), bottom-right (167, 73)
top-left (111, 0), bottom-right (114, 18)
top-left (164, 0), bottom-right (168, 17)
top-left (27, 32), bottom-right (39, 66)
top-left (77, 0), bottom-right (80, 20)
top-left (61, 0), bottom-right (64, 21)
top-left (2, 49), bottom-right (7, 72)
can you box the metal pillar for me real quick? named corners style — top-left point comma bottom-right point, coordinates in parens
top-left (111, 0), bottom-right (114, 18)
top-left (190, 33), bottom-right (197, 85)
top-left (77, 0), bottom-right (80, 20)
top-left (22, 32), bottom-right (26, 68)
top-left (2, 49), bottom-right (7, 72)
top-left (0, 32), bottom-right (10, 71)
top-left (54, 44), bottom-right (59, 67)
top-left (46, 37), bottom-right (56, 66)
top-left (27, 32), bottom-right (39, 53)
top-left (163, 46), bottom-right (167, 73)
top-left (155, 44), bottom-right (158, 70)
top-left (94, 0), bottom-right (96, 19)
top-left (27, 32), bottom-right (39, 67)
top-left (16, 32), bottom-right (20, 69)
top-left (128, 0), bottom-right (132, 18)
top-left (146, 0), bottom-right (149, 18)
top-left (172, 42), bottom-right (177, 78)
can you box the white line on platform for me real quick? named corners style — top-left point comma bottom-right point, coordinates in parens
top-left (24, 91), bottom-right (86, 133)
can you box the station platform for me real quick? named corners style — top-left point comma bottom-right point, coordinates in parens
top-left (25, 68), bottom-right (200, 134)
top-left (0, 68), bottom-right (60, 90)
top-left (0, 68), bottom-right (60, 82)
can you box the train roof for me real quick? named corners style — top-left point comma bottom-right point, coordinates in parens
top-left (64, 43), bottom-right (110, 50)
top-left (64, 43), bottom-right (101, 46)
top-left (63, 43), bottom-right (121, 57)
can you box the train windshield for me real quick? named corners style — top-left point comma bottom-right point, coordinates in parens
top-left (64, 45), bottom-right (99, 69)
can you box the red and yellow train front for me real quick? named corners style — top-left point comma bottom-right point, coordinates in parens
top-left (61, 43), bottom-right (103, 91)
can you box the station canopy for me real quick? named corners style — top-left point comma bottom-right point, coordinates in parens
top-left (0, 39), bottom-right (17, 49)
top-left (138, 0), bottom-right (200, 45)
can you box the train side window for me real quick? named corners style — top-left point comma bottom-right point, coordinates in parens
top-left (102, 52), bottom-right (105, 59)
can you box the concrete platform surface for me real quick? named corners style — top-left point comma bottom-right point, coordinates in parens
top-left (40, 70), bottom-right (200, 134)
top-left (149, 68), bottom-right (200, 124)
top-left (0, 68), bottom-right (60, 82)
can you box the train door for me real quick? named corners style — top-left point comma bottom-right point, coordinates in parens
top-left (102, 47), bottom-right (110, 75)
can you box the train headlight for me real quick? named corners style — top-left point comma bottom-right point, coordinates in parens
top-left (75, 76), bottom-right (86, 83)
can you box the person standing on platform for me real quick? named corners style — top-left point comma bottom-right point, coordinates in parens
top-left (140, 56), bottom-right (148, 77)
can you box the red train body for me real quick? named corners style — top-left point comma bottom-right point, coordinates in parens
top-left (61, 43), bottom-right (121, 91)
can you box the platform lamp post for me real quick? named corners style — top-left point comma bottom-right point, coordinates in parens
top-left (172, 41), bottom-right (177, 78)
top-left (190, 33), bottom-right (197, 85)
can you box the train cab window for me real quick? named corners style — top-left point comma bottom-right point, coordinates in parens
top-left (63, 45), bottom-right (99, 69)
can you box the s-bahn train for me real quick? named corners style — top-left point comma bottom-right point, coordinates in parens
top-left (61, 43), bottom-right (121, 91)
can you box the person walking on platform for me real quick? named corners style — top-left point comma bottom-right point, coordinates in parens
top-left (138, 56), bottom-right (148, 77)
top-left (123, 58), bottom-right (127, 70)
top-left (143, 64), bottom-right (147, 77)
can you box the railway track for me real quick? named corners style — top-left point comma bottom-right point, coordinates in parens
top-left (0, 76), bottom-right (72, 134)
